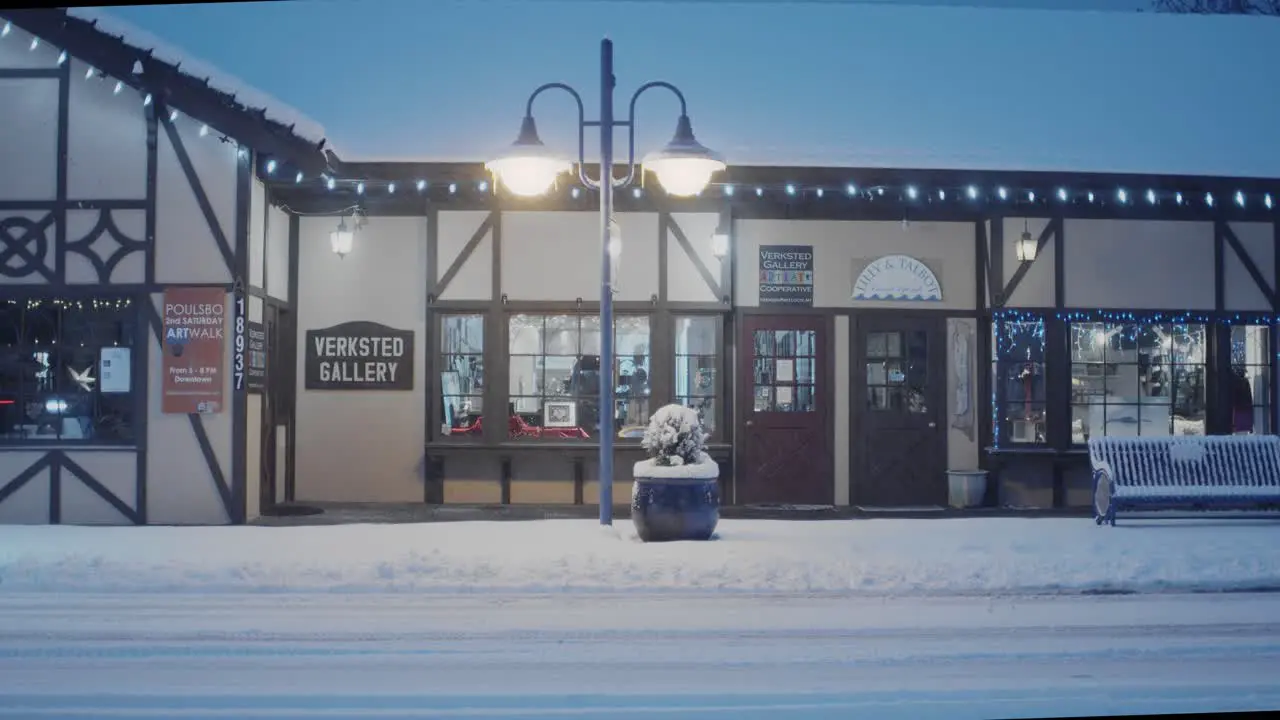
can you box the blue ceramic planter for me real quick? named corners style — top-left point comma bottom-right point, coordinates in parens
top-left (631, 474), bottom-right (720, 542)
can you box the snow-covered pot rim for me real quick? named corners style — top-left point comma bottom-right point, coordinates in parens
top-left (633, 453), bottom-right (719, 480)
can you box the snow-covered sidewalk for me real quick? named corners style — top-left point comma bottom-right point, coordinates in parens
top-left (2, 517), bottom-right (1280, 596)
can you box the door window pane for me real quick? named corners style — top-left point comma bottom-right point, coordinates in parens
top-left (866, 329), bottom-right (925, 414)
top-left (752, 327), bottom-right (816, 413)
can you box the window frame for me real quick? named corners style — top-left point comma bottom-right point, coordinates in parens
top-left (433, 312), bottom-right (487, 444)
top-left (1229, 323), bottom-right (1273, 436)
top-left (991, 313), bottom-right (1049, 448)
top-left (502, 310), bottom-right (656, 443)
top-left (0, 291), bottom-right (143, 448)
top-left (673, 312), bottom-right (728, 442)
top-left (1066, 320), bottom-right (1209, 443)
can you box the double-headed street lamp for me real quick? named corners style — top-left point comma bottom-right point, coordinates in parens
top-left (487, 39), bottom-right (725, 526)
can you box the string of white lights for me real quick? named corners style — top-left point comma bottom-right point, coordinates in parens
top-left (283, 171), bottom-right (1278, 213)
top-left (2, 19), bottom-right (246, 157)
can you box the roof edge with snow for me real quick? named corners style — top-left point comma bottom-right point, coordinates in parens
top-left (2, 7), bottom-right (333, 175)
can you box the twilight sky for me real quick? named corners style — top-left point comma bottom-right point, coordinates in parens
top-left (93, 0), bottom-right (1280, 177)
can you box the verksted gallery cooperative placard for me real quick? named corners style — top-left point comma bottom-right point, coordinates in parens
top-left (161, 286), bottom-right (227, 414)
top-left (758, 245), bottom-right (814, 306)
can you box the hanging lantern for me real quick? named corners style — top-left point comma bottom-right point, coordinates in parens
top-left (710, 215), bottom-right (730, 259)
top-left (1016, 223), bottom-right (1037, 263)
top-left (330, 217), bottom-right (354, 258)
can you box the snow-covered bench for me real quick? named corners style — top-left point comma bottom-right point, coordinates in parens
top-left (1089, 435), bottom-right (1280, 526)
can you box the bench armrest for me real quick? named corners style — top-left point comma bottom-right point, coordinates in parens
top-left (1091, 458), bottom-right (1114, 482)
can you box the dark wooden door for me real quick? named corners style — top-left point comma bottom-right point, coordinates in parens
top-left (854, 314), bottom-right (947, 507)
top-left (737, 315), bottom-right (831, 505)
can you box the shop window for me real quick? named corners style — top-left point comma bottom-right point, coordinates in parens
top-left (1230, 324), bottom-right (1271, 435)
top-left (754, 329), bottom-right (816, 412)
top-left (675, 315), bottom-right (719, 434)
top-left (439, 314), bottom-right (484, 438)
top-left (993, 317), bottom-right (1046, 444)
top-left (0, 297), bottom-right (137, 444)
top-left (1069, 322), bottom-right (1207, 441)
top-left (507, 314), bottom-right (650, 439)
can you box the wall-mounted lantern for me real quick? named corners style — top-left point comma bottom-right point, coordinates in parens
top-left (711, 215), bottom-right (730, 259)
top-left (330, 209), bottom-right (365, 259)
top-left (1015, 220), bottom-right (1037, 263)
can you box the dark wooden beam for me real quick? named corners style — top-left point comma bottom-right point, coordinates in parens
top-left (431, 212), bottom-right (494, 299)
top-left (1219, 221), bottom-right (1277, 310)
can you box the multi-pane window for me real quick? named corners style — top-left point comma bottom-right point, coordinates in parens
top-left (866, 329), bottom-right (929, 413)
top-left (0, 297), bottom-right (136, 443)
top-left (753, 329), bottom-right (816, 412)
top-left (674, 316), bottom-right (719, 434)
top-left (993, 317), bottom-right (1046, 444)
top-left (1069, 322), bottom-right (1207, 441)
top-left (1230, 324), bottom-right (1271, 434)
top-left (507, 314), bottom-right (650, 439)
top-left (439, 315), bottom-right (484, 438)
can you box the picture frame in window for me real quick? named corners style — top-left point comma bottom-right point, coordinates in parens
top-left (543, 400), bottom-right (577, 428)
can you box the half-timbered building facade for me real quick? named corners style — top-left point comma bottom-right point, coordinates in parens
top-left (2, 7), bottom-right (1278, 523)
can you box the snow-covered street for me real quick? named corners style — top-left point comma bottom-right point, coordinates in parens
top-left (3, 518), bottom-right (1280, 717)
top-left (1, 592), bottom-right (1279, 718)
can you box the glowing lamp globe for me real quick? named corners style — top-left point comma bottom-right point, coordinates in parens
top-left (643, 115), bottom-right (725, 197)
top-left (487, 116), bottom-right (572, 197)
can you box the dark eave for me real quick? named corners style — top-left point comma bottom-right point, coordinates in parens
top-left (3, 8), bottom-right (332, 176)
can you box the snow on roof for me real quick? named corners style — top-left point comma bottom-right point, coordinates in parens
top-left (66, 6), bottom-right (328, 145)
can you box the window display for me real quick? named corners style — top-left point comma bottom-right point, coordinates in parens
top-left (1069, 322), bottom-right (1207, 441)
top-left (507, 314), bottom-right (650, 439)
top-left (675, 316), bottom-right (719, 434)
top-left (439, 314), bottom-right (484, 438)
top-left (1231, 324), bottom-right (1271, 435)
top-left (993, 316), bottom-right (1046, 444)
top-left (0, 297), bottom-right (137, 444)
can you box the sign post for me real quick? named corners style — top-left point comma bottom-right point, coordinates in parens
top-left (232, 283), bottom-right (247, 393)
top-left (245, 321), bottom-right (267, 393)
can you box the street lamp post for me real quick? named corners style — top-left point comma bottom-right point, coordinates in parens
top-left (487, 39), bottom-right (725, 526)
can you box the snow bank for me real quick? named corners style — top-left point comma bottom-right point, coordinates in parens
top-left (3, 517), bottom-right (1280, 596)
top-left (65, 7), bottom-right (327, 143)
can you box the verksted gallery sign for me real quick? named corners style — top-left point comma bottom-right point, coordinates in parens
top-left (304, 321), bottom-right (414, 390)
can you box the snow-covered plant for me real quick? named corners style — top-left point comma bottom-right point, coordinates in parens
top-left (641, 404), bottom-right (708, 467)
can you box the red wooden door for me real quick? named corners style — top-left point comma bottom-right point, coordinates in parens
top-left (737, 315), bottom-right (831, 505)
top-left (854, 314), bottom-right (947, 507)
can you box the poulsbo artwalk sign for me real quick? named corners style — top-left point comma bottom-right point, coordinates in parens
top-left (304, 321), bottom-right (414, 390)
top-left (852, 254), bottom-right (943, 302)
